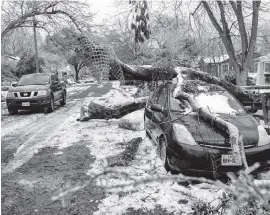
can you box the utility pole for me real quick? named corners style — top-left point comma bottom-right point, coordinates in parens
top-left (33, 16), bottom-right (39, 73)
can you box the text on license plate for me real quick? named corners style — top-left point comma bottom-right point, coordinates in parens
top-left (22, 102), bottom-right (30, 106)
top-left (221, 155), bottom-right (242, 166)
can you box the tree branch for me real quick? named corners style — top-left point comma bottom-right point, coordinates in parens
top-left (230, 1), bottom-right (248, 64)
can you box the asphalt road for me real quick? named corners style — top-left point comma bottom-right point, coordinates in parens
top-left (1, 83), bottom-right (113, 215)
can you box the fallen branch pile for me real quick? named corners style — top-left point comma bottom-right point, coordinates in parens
top-left (106, 137), bottom-right (142, 167)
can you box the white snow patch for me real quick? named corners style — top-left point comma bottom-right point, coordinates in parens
top-left (141, 65), bottom-right (153, 68)
top-left (86, 119), bottom-right (221, 214)
top-left (195, 93), bottom-right (238, 114)
top-left (173, 67), bottom-right (188, 98)
top-left (118, 109), bottom-right (145, 131)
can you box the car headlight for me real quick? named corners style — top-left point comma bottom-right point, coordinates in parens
top-left (6, 92), bottom-right (15, 98)
top-left (257, 125), bottom-right (270, 146)
top-left (173, 123), bottom-right (197, 145)
top-left (37, 90), bottom-right (47, 96)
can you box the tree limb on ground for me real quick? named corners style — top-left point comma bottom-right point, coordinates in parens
top-left (78, 97), bottom-right (147, 121)
top-left (106, 137), bottom-right (143, 167)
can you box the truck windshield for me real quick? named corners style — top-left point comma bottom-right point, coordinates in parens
top-left (18, 75), bottom-right (50, 86)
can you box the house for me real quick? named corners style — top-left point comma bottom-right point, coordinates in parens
top-left (199, 52), bottom-right (261, 77)
top-left (252, 53), bottom-right (270, 85)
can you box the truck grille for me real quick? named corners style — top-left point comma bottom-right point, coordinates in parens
top-left (20, 92), bottom-right (31, 97)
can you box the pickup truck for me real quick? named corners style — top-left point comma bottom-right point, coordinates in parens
top-left (6, 73), bottom-right (66, 115)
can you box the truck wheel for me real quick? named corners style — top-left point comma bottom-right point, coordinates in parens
top-left (60, 92), bottom-right (66, 106)
top-left (8, 107), bottom-right (18, 115)
top-left (44, 96), bottom-right (54, 113)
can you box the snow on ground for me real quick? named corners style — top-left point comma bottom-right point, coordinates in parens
top-left (86, 119), bottom-right (223, 215)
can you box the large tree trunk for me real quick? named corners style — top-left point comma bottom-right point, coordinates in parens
top-left (236, 67), bottom-right (248, 86)
top-left (117, 60), bottom-right (177, 81)
top-left (75, 66), bottom-right (79, 81)
top-left (78, 97), bottom-right (147, 121)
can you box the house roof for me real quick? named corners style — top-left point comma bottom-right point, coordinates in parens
top-left (253, 53), bottom-right (270, 62)
top-left (203, 54), bottom-right (229, 64)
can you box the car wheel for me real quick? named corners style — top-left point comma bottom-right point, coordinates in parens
top-left (60, 91), bottom-right (66, 106)
top-left (44, 96), bottom-right (54, 113)
top-left (159, 136), bottom-right (170, 172)
top-left (8, 107), bottom-right (18, 115)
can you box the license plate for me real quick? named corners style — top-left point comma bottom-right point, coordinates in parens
top-left (22, 102), bottom-right (30, 106)
top-left (221, 155), bottom-right (242, 166)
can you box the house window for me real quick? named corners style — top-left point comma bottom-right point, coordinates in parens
top-left (265, 63), bottom-right (270, 73)
top-left (253, 62), bottom-right (258, 73)
top-left (221, 63), bottom-right (229, 75)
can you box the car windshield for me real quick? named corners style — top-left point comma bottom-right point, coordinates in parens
top-left (195, 90), bottom-right (247, 115)
top-left (18, 75), bottom-right (50, 86)
top-left (170, 88), bottom-right (247, 115)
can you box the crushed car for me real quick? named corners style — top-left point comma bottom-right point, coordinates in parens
top-left (6, 73), bottom-right (66, 114)
top-left (144, 81), bottom-right (270, 177)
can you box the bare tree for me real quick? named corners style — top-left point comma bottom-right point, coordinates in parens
top-left (1, 0), bottom-right (94, 39)
top-left (199, 1), bottom-right (261, 86)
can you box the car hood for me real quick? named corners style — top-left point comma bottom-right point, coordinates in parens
top-left (174, 112), bottom-right (259, 146)
top-left (9, 85), bottom-right (49, 92)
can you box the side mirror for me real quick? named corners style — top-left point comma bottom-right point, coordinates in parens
top-left (11, 82), bottom-right (18, 87)
top-left (151, 104), bottom-right (164, 112)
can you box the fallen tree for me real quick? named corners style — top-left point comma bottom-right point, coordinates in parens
top-left (181, 68), bottom-right (261, 105)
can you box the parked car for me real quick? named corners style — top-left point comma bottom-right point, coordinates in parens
top-left (6, 73), bottom-right (66, 114)
top-left (144, 81), bottom-right (270, 177)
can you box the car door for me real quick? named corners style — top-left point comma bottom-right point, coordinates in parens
top-left (51, 74), bottom-right (62, 101)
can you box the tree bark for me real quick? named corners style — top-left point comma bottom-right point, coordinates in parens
top-left (78, 97), bottom-right (147, 121)
top-left (75, 66), bottom-right (79, 81)
top-left (116, 59), bottom-right (177, 81)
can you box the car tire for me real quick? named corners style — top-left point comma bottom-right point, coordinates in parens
top-left (8, 107), bottom-right (18, 115)
top-left (44, 96), bottom-right (54, 113)
top-left (60, 91), bottom-right (66, 106)
top-left (144, 114), bottom-right (152, 139)
top-left (159, 136), bottom-right (170, 172)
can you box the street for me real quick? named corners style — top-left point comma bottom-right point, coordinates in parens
top-left (1, 83), bottom-right (112, 215)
